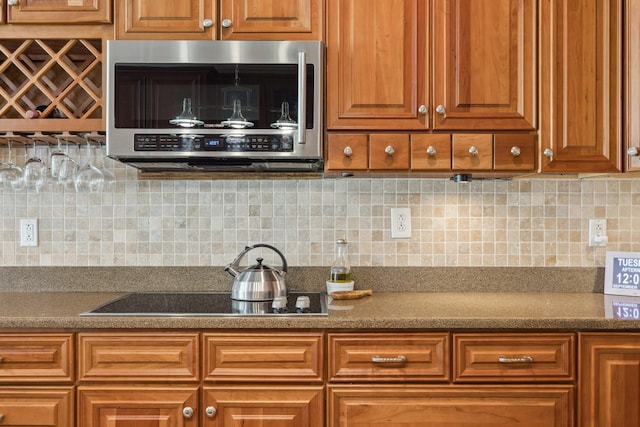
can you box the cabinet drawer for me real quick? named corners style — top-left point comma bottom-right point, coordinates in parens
top-left (328, 333), bottom-right (450, 382)
top-left (454, 333), bottom-right (575, 383)
top-left (328, 385), bottom-right (574, 427)
top-left (204, 333), bottom-right (324, 383)
top-left (78, 332), bottom-right (199, 382)
top-left (0, 387), bottom-right (74, 426)
top-left (0, 333), bottom-right (74, 383)
top-left (369, 133), bottom-right (410, 170)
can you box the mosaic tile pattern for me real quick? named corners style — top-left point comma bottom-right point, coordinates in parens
top-left (1, 154), bottom-right (639, 267)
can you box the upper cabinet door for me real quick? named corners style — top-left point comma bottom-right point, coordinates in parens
top-left (539, 0), bottom-right (622, 173)
top-left (220, 0), bottom-right (324, 40)
top-left (7, 0), bottom-right (111, 23)
top-left (625, 0), bottom-right (640, 172)
top-left (116, 0), bottom-right (216, 40)
top-left (432, 0), bottom-right (536, 131)
top-left (326, 0), bottom-right (429, 130)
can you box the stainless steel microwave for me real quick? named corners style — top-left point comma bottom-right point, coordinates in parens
top-left (105, 40), bottom-right (324, 173)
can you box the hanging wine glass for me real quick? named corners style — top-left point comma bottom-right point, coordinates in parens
top-left (49, 136), bottom-right (70, 181)
top-left (74, 136), bottom-right (104, 193)
top-left (23, 140), bottom-right (48, 193)
top-left (94, 144), bottom-right (116, 192)
top-left (0, 138), bottom-right (25, 191)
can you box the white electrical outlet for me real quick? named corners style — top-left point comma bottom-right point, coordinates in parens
top-left (391, 208), bottom-right (412, 239)
top-left (588, 218), bottom-right (608, 247)
top-left (20, 219), bottom-right (38, 247)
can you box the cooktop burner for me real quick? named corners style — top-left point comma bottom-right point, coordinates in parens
top-left (81, 291), bottom-right (328, 317)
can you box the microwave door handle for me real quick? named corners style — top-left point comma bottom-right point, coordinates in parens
top-left (297, 51), bottom-right (307, 144)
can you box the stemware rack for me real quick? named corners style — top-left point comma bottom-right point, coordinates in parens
top-left (0, 38), bottom-right (103, 133)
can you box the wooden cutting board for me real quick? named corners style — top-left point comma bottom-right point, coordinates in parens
top-left (329, 289), bottom-right (373, 300)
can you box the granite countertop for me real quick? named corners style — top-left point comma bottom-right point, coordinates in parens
top-left (1, 291), bottom-right (640, 330)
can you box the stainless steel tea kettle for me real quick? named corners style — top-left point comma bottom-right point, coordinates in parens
top-left (224, 244), bottom-right (288, 301)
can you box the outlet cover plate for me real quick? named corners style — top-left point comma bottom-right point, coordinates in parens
top-left (391, 208), bottom-right (412, 239)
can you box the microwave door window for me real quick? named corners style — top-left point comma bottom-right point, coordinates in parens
top-left (114, 64), bottom-right (314, 130)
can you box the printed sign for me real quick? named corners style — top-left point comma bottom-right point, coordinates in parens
top-left (605, 251), bottom-right (640, 296)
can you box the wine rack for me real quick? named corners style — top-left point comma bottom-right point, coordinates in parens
top-left (0, 38), bottom-right (103, 133)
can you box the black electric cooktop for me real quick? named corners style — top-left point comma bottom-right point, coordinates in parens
top-left (81, 291), bottom-right (328, 317)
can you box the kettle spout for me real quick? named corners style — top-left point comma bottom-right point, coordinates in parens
top-left (224, 245), bottom-right (253, 278)
top-left (224, 264), bottom-right (239, 278)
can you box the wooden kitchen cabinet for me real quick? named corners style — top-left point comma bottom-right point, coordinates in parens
top-left (78, 332), bottom-right (199, 382)
top-left (0, 30), bottom-right (105, 132)
top-left (0, 333), bottom-right (74, 382)
top-left (454, 333), bottom-right (575, 383)
top-left (116, 0), bottom-right (322, 40)
top-left (325, 133), bottom-right (369, 171)
top-left (0, 387), bottom-right (74, 426)
top-left (431, 0), bottom-right (537, 131)
top-left (327, 132), bottom-right (535, 175)
top-left (203, 332), bottom-right (324, 383)
top-left (411, 134), bottom-right (452, 171)
top-left (203, 386), bottom-right (324, 427)
top-left (5, 0), bottom-right (111, 24)
top-left (326, 0), bottom-right (535, 131)
top-left (539, 0), bottom-right (622, 173)
top-left (326, 0), bottom-right (429, 130)
top-left (220, 0), bottom-right (323, 40)
top-left (579, 332), bottom-right (640, 427)
top-left (78, 386), bottom-right (199, 427)
top-left (328, 332), bottom-right (450, 382)
top-left (624, 0), bottom-right (640, 172)
top-left (328, 332), bottom-right (575, 426)
top-left (325, 133), bottom-right (412, 172)
top-left (0, 333), bottom-right (74, 427)
top-left (328, 385), bottom-right (574, 426)
top-left (116, 0), bottom-right (217, 40)
top-left (452, 134), bottom-right (493, 171)
top-left (494, 134), bottom-right (537, 172)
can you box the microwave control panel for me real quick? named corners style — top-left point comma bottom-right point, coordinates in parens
top-left (133, 134), bottom-right (294, 152)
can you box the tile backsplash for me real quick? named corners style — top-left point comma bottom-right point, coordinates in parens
top-left (1, 155), bottom-right (639, 268)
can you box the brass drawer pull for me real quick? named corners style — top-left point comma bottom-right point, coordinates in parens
top-left (498, 356), bottom-right (534, 364)
top-left (371, 355), bottom-right (407, 364)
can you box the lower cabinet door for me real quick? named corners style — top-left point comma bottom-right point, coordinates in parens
top-left (203, 386), bottom-right (324, 427)
top-left (328, 385), bottom-right (573, 427)
top-left (0, 387), bottom-right (73, 426)
top-left (78, 385), bottom-right (199, 426)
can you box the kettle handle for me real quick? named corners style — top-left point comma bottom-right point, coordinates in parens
top-left (250, 244), bottom-right (288, 273)
top-left (225, 243), bottom-right (288, 277)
